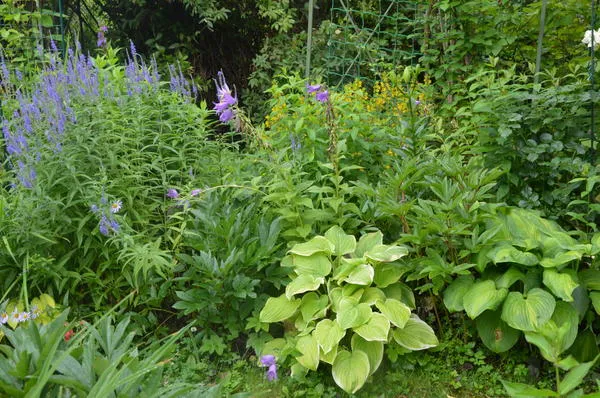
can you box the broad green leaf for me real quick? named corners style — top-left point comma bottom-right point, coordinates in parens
top-left (495, 267), bottom-right (525, 290)
top-left (476, 310), bottom-right (520, 353)
top-left (286, 274), bottom-right (324, 299)
top-left (332, 257), bottom-right (364, 282)
top-left (351, 335), bottom-right (384, 375)
top-left (324, 226), bottom-right (356, 256)
top-left (568, 329), bottom-right (599, 363)
top-left (365, 244), bottom-right (408, 263)
top-left (314, 319), bottom-right (346, 354)
top-left (290, 362), bottom-right (308, 379)
top-left (501, 289), bottom-right (555, 332)
top-left (375, 298), bottom-right (411, 328)
top-left (261, 338), bottom-right (287, 357)
top-left (543, 269), bottom-right (578, 302)
top-left (373, 263), bottom-right (407, 288)
top-left (592, 233), bottom-right (600, 255)
top-left (580, 269), bottom-right (600, 290)
top-left (289, 236), bottom-right (334, 256)
top-left (589, 292), bottom-right (600, 315)
top-left (392, 314), bottom-right (438, 350)
top-left (296, 334), bottom-right (319, 370)
top-left (332, 349), bottom-right (370, 394)
top-left (488, 245), bottom-right (539, 266)
top-left (300, 292), bottom-right (329, 322)
top-left (556, 355), bottom-right (580, 371)
top-left (540, 251), bottom-right (582, 268)
top-left (355, 231), bottom-right (383, 257)
top-left (320, 345), bottom-right (338, 364)
top-left (336, 298), bottom-right (372, 329)
top-left (501, 380), bottom-right (559, 397)
top-left (443, 275), bottom-right (474, 312)
top-left (292, 253), bottom-right (332, 278)
top-left (360, 287), bottom-right (386, 306)
top-left (353, 312), bottom-right (390, 341)
top-left (383, 283), bottom-right (416, 309)
top-left (463, 280), bottom-right (508, 319)
top-left (559, 357), bottom-right (599, 396)
top-left (259, 294), bottom-right (301, 323)
top-left (345, 264), bottom-right (374, 285)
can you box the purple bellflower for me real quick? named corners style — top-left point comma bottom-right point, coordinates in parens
top-left (213, 70), bottom-right (237, 123)
top-left (166, 189), bottom-right (179, 199)
top-left (260, 355), bottom-right (278, 381)
top-left (315, 90), bottom-right (329, 103)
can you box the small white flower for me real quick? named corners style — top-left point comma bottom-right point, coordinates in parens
top-left (582, 29), bottom-right (600, 48)
top-left (110, 200), bottom-right (123, 213)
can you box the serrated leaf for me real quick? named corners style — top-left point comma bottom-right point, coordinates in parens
top-left (463, 280), bottom-right (508, 319)
top-left (324, 226), bottom-right (356, 256)
top-left (332, 349), bottom-right (370, 393)
top-left (259, 294), bottom-right (301, 323)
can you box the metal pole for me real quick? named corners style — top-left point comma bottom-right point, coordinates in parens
top-left (305, 0), bottom-right (314, 81)
top-left (533, 0), bottom-right (548, 86)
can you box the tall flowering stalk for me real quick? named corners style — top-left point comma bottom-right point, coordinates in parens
top-left (213, 70), bottom-right (238, 124)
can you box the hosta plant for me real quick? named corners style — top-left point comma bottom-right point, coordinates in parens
top-left (258, 226), bottom-right (438, 394)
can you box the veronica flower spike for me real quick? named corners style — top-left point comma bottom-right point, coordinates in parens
top-left (213, 70), bottom-right (237, 123)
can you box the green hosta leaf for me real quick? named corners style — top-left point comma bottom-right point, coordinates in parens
top-left (392, 314), bottom-right (438, 351)
top-left (540, 251), bottom-right (582, 268)
top-left (300, 292), bottom-right (329, 322)
top-left (592, 233), bottom-right (600, 255)
top-left (336, 298), bottom-right (372, 330)
top-left (542, 269), bottom-right (578, 302)
top-left (568, 329), bottom-right (599, 363)
top-left (579, 269), bottom-right (600, 290)
top-left (373, 263), bottom-right (407, 288)
top-left (289, 236), bottom-right (334, 256)
top-left (286, 274), bottom-right (324, 299)
top-left (292, 253), bottom-right (332, 278)
top-left (259, 294), bottom-right (301, 323)
top-left (332, 257), bottom-right (364, 282)
top-left (353, 312), bottom-right (390, 342)
top-left (501, 380), bottom-right (559, 397)
top-left (360, 287), bottom-right (386, 306)
top-left (324, 226), bottom-right (356, 256)
top-left (476, 310), bottom-right (521, 353)
top-left (383, 283), bottom-right (416, 309)
top-left (320, 345), bottom-right (338, 364)
top-left (488, 245), bottom-right (539, 266)
top-left (501, 288), bottom-right (555, 332)
top-left (365, 245), bottom-right (408, 263)
top-left (355, 231), bottom-right (383, 257)
top-left (375, 298), bottom-right (411, 328)
top-left (351, 335), bottom-right (384, 375)
top-left (463, 280), bottom-right (508, 319)
top-left (345, 264), bottom-right (374, 285)
top-left (261, 338), bottom-right (287, 357)
top-left (558, 356), bottom-right (599, 396)
top-left (296, 334), bottom-right (319, 371)
top-left (332, 349), bottom-right (370, 394)
top-left (589, 292), bottom-right (600, 314)
top-left (314, 319), bottom-right (346, 354)
top-left (443, 275), bottom-right (474, 312)
top-left (495, 267), bottom-right (525, 290)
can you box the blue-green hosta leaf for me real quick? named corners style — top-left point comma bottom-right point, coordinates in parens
top-left (295, 334), bottom-right (319, 370)
top-left (463, 280), bottom-right (508, 319)
top-left (495, 267), bottom-right (525, 290)
top-left (365, 244), bottom-right (408, 263)
top-left (443, 275), bottom-right (474, 312)
top-left (285, 274), bottom-right (325, 299)
top-left (360, 287), bottom-right (386, 306)
top-left (355, 231), bottom-right (383, 257)
top-left (373, 263), bottom-right (408, 288)
top-left (392, 314), bottom-right (438, 351)
top-left (336, 298), bottom-right (372, 330)
top-left (542, 269), bottom-right (578, 302)
top-left (314, 319), bottom-right (346, 354)
top-left (344, 264), bottom-right (374, 285)
top-left (259, 294), bottom-right (301, 323)
top-left (375, 298), bottom-right (411, 328)
top-left (324, 226), bottom-right (356, 256)
top-left (351, 335), bottom-right (384, 375)
top-left (289, 235), bottom-right (334, 256)
top-left (300, 292), bottom-right (329, 322)
top-left (292, 253), bottom-right (332, 278)
top-left (332, 349), bottom-right (370, 394)
top-left (488, 245), bottom-right (539, 266)
top-left (353, 312), bottom-right (390, 342)
top-left (501, 288), bottom-right (555, 332)
top-left (476, 310), bottom-right (520, 353)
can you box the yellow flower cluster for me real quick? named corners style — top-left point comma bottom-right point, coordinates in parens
top-left (264, 100), bottom-right (287, 128)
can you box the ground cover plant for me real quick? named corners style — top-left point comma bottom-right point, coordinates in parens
top-left (2, 3), bottom-right (600, 397)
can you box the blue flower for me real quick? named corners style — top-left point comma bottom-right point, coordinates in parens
top-left (213, 70), bottom-right (237, 123)
top-left (315, 90), bottom-right (329, 103)
top-left (166, 189), bottom-right (179, 199)
top-left (306, 83), bottom-right (322, 93)
top-left (260, 355), bottom-right (278, 381)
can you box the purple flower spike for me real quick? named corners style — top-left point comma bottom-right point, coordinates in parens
top-left (260, 355), bottom-right (276, 366)
top-left (167, 189), bottom-right (179, 199)
top-left (219, 108), bottom-right (235, 123)
top-left (306, 83), bottom-right (322, 93)
top-left (315, 90), bottom-right (329, 103)
top-left (190, 189), bottom-right (203, 197)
